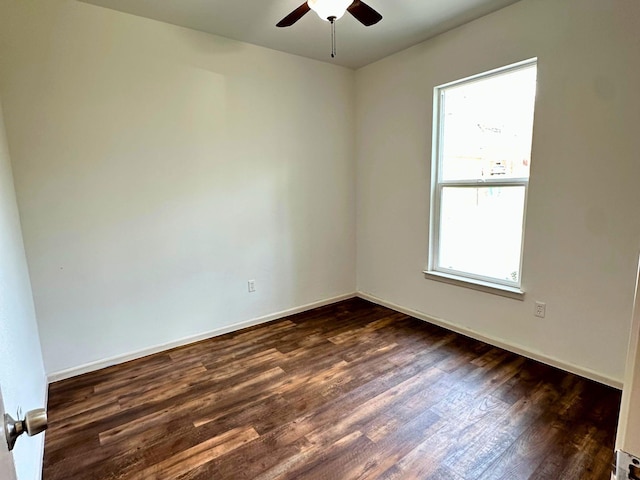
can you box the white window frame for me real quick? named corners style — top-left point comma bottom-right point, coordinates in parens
top-left (426, 59), bottom-right (537, 297)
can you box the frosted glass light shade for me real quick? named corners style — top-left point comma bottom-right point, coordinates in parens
top-left (307, 0), bottom-right (352, 21)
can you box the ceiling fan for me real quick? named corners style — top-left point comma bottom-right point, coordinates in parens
top-left (276, 0), bottom-right (383, 58)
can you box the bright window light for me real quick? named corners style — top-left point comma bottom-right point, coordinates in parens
top-left (429, 59), bottom-right (537, 289)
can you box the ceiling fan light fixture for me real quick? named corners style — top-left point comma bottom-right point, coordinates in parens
top-left (307, 0), bottom-right (352, 21)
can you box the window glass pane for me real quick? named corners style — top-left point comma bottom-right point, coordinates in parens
top-left (438, 186), bottom-right (525, 283)
top-left (440, 65), bottom-right (536, 181)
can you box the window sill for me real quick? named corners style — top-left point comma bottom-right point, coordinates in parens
top-left (423, 270), bottom-right (525, 300)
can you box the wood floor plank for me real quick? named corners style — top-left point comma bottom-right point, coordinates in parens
top-left (43, 298), bottom-right (620, 480)
top-left (129, 427), bottom-right (260, 480)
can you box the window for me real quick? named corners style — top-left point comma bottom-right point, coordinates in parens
top-left (427, 59), bottom-right (537, 293)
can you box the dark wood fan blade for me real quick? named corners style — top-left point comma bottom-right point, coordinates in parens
top-left (347, 0), bottom-right (382, 26)
top-left (276, 2), bottom-right (311, 27)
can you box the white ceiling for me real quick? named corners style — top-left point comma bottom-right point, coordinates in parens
top-left (79, 0), bottom-right (521, 69)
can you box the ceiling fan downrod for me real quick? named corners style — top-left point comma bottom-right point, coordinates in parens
top-left (329, 16), bottom-right (337, 58)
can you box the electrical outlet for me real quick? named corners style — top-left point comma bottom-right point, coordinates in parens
top-left (248, 279), bottom-right (256, 293)
top-left (535, 301), bottom-right (546, 318)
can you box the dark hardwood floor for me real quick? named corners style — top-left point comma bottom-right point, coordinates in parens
top-left (43, 298), bottom-right (621, 479)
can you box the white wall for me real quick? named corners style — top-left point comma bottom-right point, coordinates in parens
top-left (0, 97), bottom-right (47, 480)
top-left (356, 0), bottom-right (640, 385)
top-left (0, 0), bottom-right (356, 376)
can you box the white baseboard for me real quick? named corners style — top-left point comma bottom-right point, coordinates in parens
top-left (47, 292), bottom-right (356, 383)
top-left (357, 291), bottom-right (623, 390)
